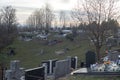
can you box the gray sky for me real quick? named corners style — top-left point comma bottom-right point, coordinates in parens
top-left (0, 0), bottom-right (78, 24)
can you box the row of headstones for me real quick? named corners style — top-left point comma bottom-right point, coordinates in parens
top-left (5, 60), bottom-right (47, 80)
top-left (5, 56), bottom-right (78, 80)
top-left (41, 56), bottom-right (78, 75)
top-left (25, 51), bottom-right (96, 80)
top-left (5, 51), bottom-right (96, 80)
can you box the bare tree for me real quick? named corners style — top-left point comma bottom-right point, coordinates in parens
top-left (26, 8), bottom-right (45, 30)
top-left (0, 6), bottom-right (17, 51)
top-left (26, 14), bottom-right (36, 28)
top-left (0, 6), bottom-right (17, 80)
top-left (1, 6), bottom-right (17, 33)
top-left (27, 4), bottom-right (54, 32)
top-left (72, 0), bottom-right (120, 61)
top-left (59, 11), bottom-right (67, 28)
top-left (45, 4), bottom-right (54, 29)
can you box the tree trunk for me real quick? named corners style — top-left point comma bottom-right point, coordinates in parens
top-left (96, 47), bottom-right (101, 61)
top-left (0, 65), bottom-right (3, 80)
top-left (0, 62), bottom-right (6, 80)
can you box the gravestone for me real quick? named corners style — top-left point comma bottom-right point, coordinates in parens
top-left (42, 61), bottom-right (50, 74)
top-left (53, 57), bottom-right (71, 79)
top-left (42, 59), bottom-right (57, 75)
top-left (51, 60), bottom-right (58, 74)
top-left (25, 66), bottom-right (46, 80)
top-left (86, 51), bottom-right (96, 67)
top-left (5, 60), bottom-right (24, 80)
top-left (80, 62), bottom-right (85, 68)
top-left (71, 56), bottom-right (78, 69)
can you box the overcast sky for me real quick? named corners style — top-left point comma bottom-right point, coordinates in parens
top-left (0, 0), bottom-right (78, 24)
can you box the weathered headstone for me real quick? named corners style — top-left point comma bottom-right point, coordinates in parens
top-left (53, 58), bottom-right (71, 79)
top-left (5, 60), bottom-right (24, 80)
top-left (10, 60), bottom-right (20, 70)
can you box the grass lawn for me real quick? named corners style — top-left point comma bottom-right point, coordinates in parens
top-left (5, 35), bottom-right (92, 69)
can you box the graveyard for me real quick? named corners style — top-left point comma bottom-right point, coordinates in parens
top-left (6, 34), bottom-right (90, 69)
top-left (4, 50), bottom-right (120, 80)
top-left (1, 0), bottom-right (120, 79)
top-left (1, 32), bottom-right (120, 80)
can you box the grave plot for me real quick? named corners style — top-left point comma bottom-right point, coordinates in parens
top-left (71, 56), bottom-right (78, 69)
top-left (86, 51), bottom-right (96, 67)
top-left (25, 67), bottom-right (45, 80)
top-left (47, 39), bottom-right (62, 46)
top-left (5, 60), bottom-right (47, 80)
top-left (42, 59), bottom-right (58, 75)
top-left (5, 60), bottom-right (24, 80)
top-left (4, 57), bottom-right (78, 80)
top-left (71, 50), bottom-right (120, 76)
top-left (19, 32), bottom-right (34, 41)
top-left (55, 50), bottom-right (65, 55)
top-left (53, 57), bottom-right (71, 79)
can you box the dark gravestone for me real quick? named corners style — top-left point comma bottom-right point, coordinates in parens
top-left (86, 51), bottom-right (96, 67)
top-left (51, 60), bottom-right (57, 74)
top-left (25, 67), bottom-right (45, 80)
top-left (42, 61), bottom-right (50, 74)
top-left (80, 62), bottom-right (84, 68)
top-left (71, 57), bottom-right (76, 69)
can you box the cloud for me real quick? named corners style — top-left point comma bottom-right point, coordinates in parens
top-left (0, 0), bottom-right (78, 24)
top-left (61, 0), bottom-right (70, 3)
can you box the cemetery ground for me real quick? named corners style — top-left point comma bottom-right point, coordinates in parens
top-left (5, 35), bottom-right (91, 69)
top-left (57, 75), bottom-right (120, 80)
top-left (2, 34), bottom-right (120, 80)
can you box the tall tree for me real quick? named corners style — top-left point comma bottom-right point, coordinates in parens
top-left (0, 6), bottom-right (17, 51)
top-left (45, 4), bottom-right (54, 29)
top-left (72, 0), bottom-right (120, 61)
top-left (1, 6), bottom-right (17, 33)
top-left (26, 4), bottom-right (54, 31)
top-left (59, 11), bottom-right (67, 28)
top-left (0, 6), bottom-right (17, 80)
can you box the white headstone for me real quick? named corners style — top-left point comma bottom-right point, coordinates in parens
top-left (5, 60), bottom-right (25, 80)
top-left (10, 60), bottom-right (20, 71)
top-left (5, 70), bottom-right (13, 80)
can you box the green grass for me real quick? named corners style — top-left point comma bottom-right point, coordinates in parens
top-left (5, 36), bottom-right (91, 69)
